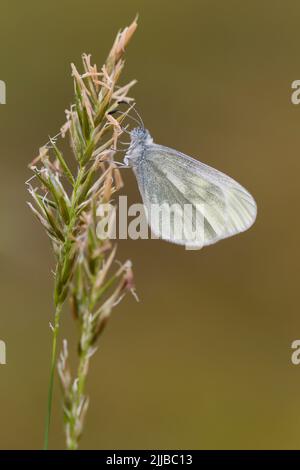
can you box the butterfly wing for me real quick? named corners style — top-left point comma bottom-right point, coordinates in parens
top-left (131, 144), bottom-right (257, 248)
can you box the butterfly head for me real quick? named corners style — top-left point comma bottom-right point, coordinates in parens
top-left (130, 127), bottom-right (152, 144)
top-left (124, 127), bottom-right (153, 166)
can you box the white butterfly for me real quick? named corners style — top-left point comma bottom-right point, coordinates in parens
top-left (124, 127), bottom-right (257, 249)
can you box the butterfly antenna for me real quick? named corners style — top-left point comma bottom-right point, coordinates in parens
top-left (113, 110), bottom-right (141, 128)
top-left (131, 106), bottom-right (144, 129)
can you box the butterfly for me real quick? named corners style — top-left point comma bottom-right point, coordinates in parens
top-left (123, 126), bottom-right (257, 249)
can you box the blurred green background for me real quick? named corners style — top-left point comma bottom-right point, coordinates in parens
top-left (1, 0), bottom-right (300, 449)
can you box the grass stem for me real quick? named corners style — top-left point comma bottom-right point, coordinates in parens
top-left (43, 302), bottom-right (62, 450)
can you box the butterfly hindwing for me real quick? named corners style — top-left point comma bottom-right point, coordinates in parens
top-left (132, 143), bottom-right (257, 247)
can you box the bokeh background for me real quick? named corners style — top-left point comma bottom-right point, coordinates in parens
top-left (0, 0), bottom-right (300, 449)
